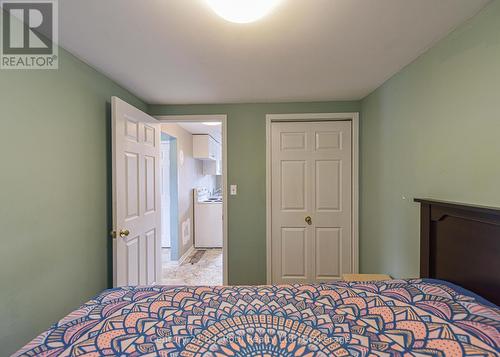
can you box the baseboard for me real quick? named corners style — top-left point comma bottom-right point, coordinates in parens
top-left (178, 245), bottom-right (195, 265)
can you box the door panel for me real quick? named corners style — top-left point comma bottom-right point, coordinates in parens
top-left (144, 125), bottom-right (156, 146)
top-left (280, 161), bottom-right (306, 211)
top-left (126, 119), bottom-right (139, 142)
top-left (125, 152), bottom-right (139, 220)
top-left (315, 131), bottom-right (342, 150)
top-left (125, 235), bottom-right (140, 285)
top-left (145, 229), bottom-right (157, 284)
top-left (281, 227), bottom-right (307, 278)
top-left (271, 120), bottom-right (353, 284)
top-left (315, 227), bottom-right (341, 279)
top-left (272, 123), bottom-right (312, 283)
top-left (113, 97), bottom-right (161, 287)
top-left (315, 160), bottom-right (341, 211)
top-left (144, 155), bottom-right (156, 214)
top-left (281, 132), bottom-right (307, 151)
top-left (312, 121), bottom-right (352, 282)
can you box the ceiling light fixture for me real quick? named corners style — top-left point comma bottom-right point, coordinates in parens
top-left (203, 122), bottom-right (222, 126)
top-left (205, 0), bottom-right (283, 24)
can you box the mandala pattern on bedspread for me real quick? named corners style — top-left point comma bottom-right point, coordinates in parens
top-left (15, 279), bottom-right (500, 356)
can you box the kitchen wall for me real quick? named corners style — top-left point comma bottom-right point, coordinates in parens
top-left (161, 123), bottom-right (217, 259)
top-left (151, 102), bottom-right (361, 284)
top-left (360, 0), bottom-right (500, 278)
top-left (0, 44), bottom-right (146, 355)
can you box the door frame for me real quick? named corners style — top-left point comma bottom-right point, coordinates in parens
top-left (265, 112), bottom-right (360, 284)
top-left (156, 114), bottom-right (228, 285)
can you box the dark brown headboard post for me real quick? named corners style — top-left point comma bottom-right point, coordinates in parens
top-left (415, 198), bottom-right (500, 305)
top-left (418, 201), bottom-right (431, 278)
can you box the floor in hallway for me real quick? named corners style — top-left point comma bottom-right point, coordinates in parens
top-left (162, 248), bottom-right (223, 286)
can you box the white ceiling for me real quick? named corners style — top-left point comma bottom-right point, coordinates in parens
top-left (178, 122), bottom-right (222, 143)
top-left (58, 0), bottom-right (490, 104)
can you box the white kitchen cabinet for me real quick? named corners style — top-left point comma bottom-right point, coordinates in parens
top-left (202, 140), bottom-right (222, 175)
top-left (193, 134), bottom-right (218, 161)
top-left (203, 158), bottom-right (222, 176)
top-left (194, 201), bottom-right (223, 248)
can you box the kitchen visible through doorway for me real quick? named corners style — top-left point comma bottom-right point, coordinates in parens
top-left (159, 119), bottom-right (225, 286)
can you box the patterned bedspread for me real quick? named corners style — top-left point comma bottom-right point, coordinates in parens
top-left (15, 279), bottom-right (500, 356)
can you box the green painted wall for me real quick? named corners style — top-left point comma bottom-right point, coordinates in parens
top-left (360, 1), bottom-right (500, 278)
top-left (0, 48), bottom-right (146, 353)
top-left (149, 102), bottom-right (361, 284)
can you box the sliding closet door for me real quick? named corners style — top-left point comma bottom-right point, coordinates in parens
top-left (271, 120), bottom-right (352, 284)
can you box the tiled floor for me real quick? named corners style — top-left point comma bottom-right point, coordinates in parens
top-left (162, 248), bottom-right (223, 286)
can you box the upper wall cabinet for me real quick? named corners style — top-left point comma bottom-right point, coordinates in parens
top-left (203, 145), bottom-right (222, 176)
top-left (193, 134), bottom-right (218, 161)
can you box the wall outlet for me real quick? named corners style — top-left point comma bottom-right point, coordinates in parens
top-left (230, 184), bottom-right (237, 196)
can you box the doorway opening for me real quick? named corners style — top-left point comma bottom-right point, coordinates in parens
top-left (158, 116), bottom-right (227, 285)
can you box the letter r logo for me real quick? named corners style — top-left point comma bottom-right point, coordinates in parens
top-left (2, 1), bottom-right (53, 55)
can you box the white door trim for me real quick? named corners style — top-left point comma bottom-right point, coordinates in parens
top-left (265, 112), bottom-right (359, 284)
top-left (156, 114), bottom-right (228, 285)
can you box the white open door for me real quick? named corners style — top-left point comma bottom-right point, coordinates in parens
top-left (112, 97), bottom-right (161, 287)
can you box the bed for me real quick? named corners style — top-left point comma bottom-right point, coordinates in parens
top-left (15, 200), bottom-right (500, 356)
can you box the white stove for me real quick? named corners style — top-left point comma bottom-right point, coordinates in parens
top-left (195, 188), bottom-right (222, 203)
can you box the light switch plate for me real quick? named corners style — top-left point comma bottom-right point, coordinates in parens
top-left (230, 184), bottom-right (237, 196)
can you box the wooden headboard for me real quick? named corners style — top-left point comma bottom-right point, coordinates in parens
top-left (415, 199), bottom-right (500, 305)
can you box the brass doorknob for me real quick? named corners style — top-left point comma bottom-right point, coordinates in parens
top-left (119, 229), bottom-right (130, 238)
top-left (305, 216), bottom-right (312, 225)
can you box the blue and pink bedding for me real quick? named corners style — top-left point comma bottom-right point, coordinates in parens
top-left (15, 279), bottom-right (500, 356)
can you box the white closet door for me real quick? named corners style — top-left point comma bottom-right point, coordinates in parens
top-left (271, 121), bottom-right (352, 284)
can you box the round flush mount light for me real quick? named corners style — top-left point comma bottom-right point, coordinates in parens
top-left (205, 0), bottom-right (283, 24)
